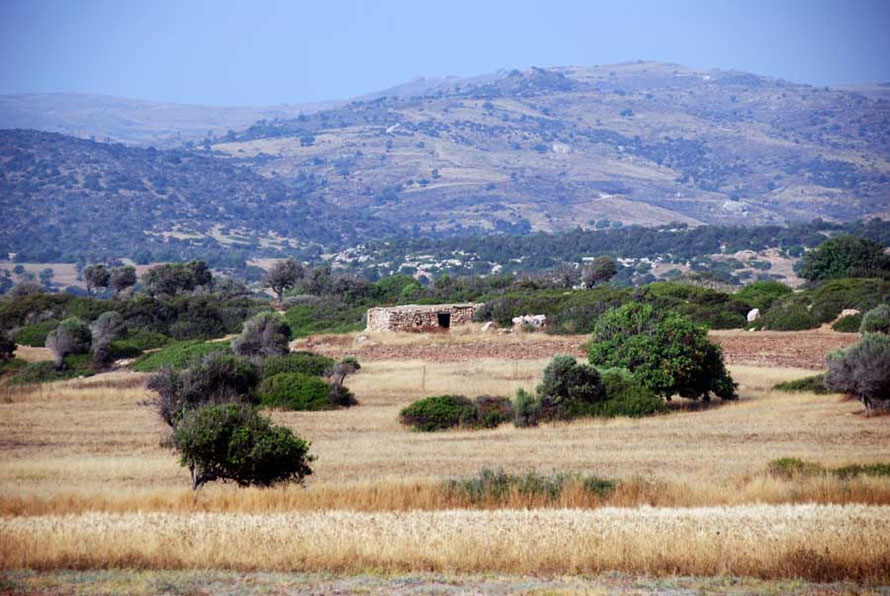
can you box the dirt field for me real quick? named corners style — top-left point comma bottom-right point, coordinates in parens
top-left (303, 326), bottom-right (859, 370)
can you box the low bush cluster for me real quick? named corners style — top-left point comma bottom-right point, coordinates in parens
top-left (825, 332), bottom-right (890, 413)
top-left (768, 457), bottom-right (890, 480)
top-left (860, 304), bottom-right (890, 335)
top-left (444, 468), bottom-right (616, 504)
top-left (772, 374), bottom-right (831, 395)
top-left (259, 372), bottom-right (337, 411)
top-left (132, 340), bottom-right (232, 372)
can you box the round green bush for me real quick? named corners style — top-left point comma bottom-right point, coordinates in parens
top-left (759, 305), bottom-right (820, 331)
top-left (260, 372), bottom-right (333, 410)
top-left (399, 395), bottom-right (478, 432)
top-left (832, 314), bottom-right (862, 333)
top-left (474, 395), bottom-right (514, 428)
top-left (261, 351), bottom-right (335, 378)
top-left (13, 320), bottom-right (59, 347)
top-left (173, 403), bottom-right (314, 490)
top-left (860, 304), bottom-right (890, 335)
top-left (597, 368), bottom-right (667, 417)
top-left (735, 281), bottom-right (793, 311)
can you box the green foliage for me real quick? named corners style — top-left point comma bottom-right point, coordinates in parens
top-left (860, 304), bottom-right (890, 334)
top-left (773, 374), bottom-right (831, 395)
top-left (263, 259), bottom-right (304, 301)
top-left (768, 457), bottom-right (890, 480)
top-left (9, 354), bottom-right (94, 385)
top-left (832, 314), bottom-right (862, 332)
top-left (260, 351), bottom-right (335, 378)
top-left (473, 395), bottom-right (514, 428)
top-left (799, 235), bottom-right (890, 281)
top-left (596, 368), bottom-right (668, 417)
top-left (513, 388), bottom-right (541, 428)
top-left (110, 328), bottom-right (171, 352)
top-left (147, 352), bottom-right (260, 427)
top-left (46, 317), bottom-right (92, 366)
top-left (142, 260), bottom-right (213, 297)
top-left (536, 355), bottom-right (605, 419)
top-left (0, 357), bottom-right (26, 375)
top-left (735, 281), bottom-right (793, 311)
top-left (284, 300), bottom-right (366, 338)
top-left (12, 320), bottom-right (58, 347)
top-left (0, 332), bottom-right (16, 361)
top-left (231, 312), bottom-right (291, 359)
top-left (758, 304), bottom-right (820, 330)
top-left (587, 303), bottom-right (736, 401)
top-left (173, 403), bottom-right (314, 490)
top-left (132, 340), bottom-right (231, 372)
top-left (444, 468), bottom-right (616, 504)
top-left (259, 372), bottom-right (336, 411)
top-left (825, 333), bottom-right (890, 411)
top-left (806, 278), bottom-right (890, 323)
top-left (399, 395), bottom-right (479, 432)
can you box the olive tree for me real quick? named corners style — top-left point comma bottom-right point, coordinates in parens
top-left (581, 256), bottom-right (618, 287)
top-left (264, 259), bottom-right (304, 301)
top-left (90, 312), bottom-right (127, 368)
top-left (173, 403), bottom-right (314, 490)
top-left (109, 265), bottom-right (137, 297)
top-left (825, 333), bottom-right (890, 414)
top-left (84, 265), bottom-right (110, 296)
top-left (45, 317), bottom-right (91, 368)
top-left (232, 312), bottom-right (292, 359)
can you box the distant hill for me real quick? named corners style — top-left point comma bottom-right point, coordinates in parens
top-left (0, 93), bottom-right (337, 147)
top-left (1, 62), bottom-right (889, 262)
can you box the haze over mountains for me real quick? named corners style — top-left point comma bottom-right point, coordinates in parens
top-left (2, 61), bottom-right (889, 262)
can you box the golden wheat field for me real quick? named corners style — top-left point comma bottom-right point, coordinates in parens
top-left (2, 334), bottom-right (890, 590)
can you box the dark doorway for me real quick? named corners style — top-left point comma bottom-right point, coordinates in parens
top-left (437, 312), bottom-right (451, 328)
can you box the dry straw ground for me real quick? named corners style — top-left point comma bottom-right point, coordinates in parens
top-left (2, 330), bottom-right (889, 583)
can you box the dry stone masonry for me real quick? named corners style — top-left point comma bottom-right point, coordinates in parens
top-left (366, 303), bottom-right (482, 332)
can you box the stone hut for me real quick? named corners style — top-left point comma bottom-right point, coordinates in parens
top-left (366, 303), bottom-right (483, 332)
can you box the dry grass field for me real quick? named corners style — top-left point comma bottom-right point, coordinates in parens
top-left (2, 330), bottom-right (889, 590)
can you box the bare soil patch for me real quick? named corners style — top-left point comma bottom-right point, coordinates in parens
top-left (304, 328), bottom-right (859, 370)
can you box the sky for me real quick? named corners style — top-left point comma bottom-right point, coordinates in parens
top-left (2, 0), bottom-right (890, 106)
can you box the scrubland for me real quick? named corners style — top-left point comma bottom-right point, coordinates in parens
top-left (2, 334), bottom-right (889, 587)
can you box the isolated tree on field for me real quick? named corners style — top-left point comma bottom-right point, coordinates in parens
top-left (173, 403), bottom-right (314, 490)
top-left (264, 259), bottom-right (304, 301)
top-left (84, 264), bottom-right (110, 296)
top-left (588, 303), bottom-right (737, 402)
top-left (45, 317), bottom-right (91, 368)
top-left (799, 236), bottom-right (890, 281)
top-left (90, 311), bottom-right (127, 368)
top-left (824, 333), bottom-right (890, 414)
top-left (581, 256), bottom-right (618, 287)
top-left (109, 265), bottom-right (137, 297)
top-left (232, 312), bottom-right (292, 359)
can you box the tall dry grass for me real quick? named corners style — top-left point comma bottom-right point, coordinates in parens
top-left (3, 506), bottom-right (889, 581)
top-left (2, 474), bottom-right (890, 516)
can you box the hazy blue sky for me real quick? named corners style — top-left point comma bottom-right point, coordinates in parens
top-left (2, 0), bottom-right (889, 106)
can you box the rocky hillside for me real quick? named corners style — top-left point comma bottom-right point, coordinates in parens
top-left (1, 62), bottom-right (889, 261)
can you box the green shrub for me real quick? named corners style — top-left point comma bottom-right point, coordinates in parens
top-left (112, 328), bottom-right (171, 351)
top-left (807, 279), bottom-right (890, 323)
top-left (758, 304), bottom-right (820, 330)
top-left (400, 395), bottom-right (479, 431)
top-left (13, 320), bottom-right (59, 347)
top-left (260, 352), bottom-right (335, 378)
top-left (259, 372), bottom-right (335, 411)
top-left (0, 332), bottom-right (15, 361)
top-left (232, 312), bottom-right (291, 359)
top-left (9, 354), bottom-right (94, 385)
top-left (132, 340), bottom-right (231, 372)
top-left (767, 457), bottom-right (890, 480)
top-left (147, 352), bottom-right (260, 427)
top-left (537, 355), bottom-right (604, 419)
top-left (735, 281), bottom-right (793, 311)
top-left (284, 300), bottom-right (366, 338)
top-left (596, 368), bottom-right (668, 417)
top-left (444, 468), bottom-right (615, 504)
top-left (588, 303), bottom-right (736, 402)
top-left (0, 357), bottom-right (26, 375)
top-left (773, 374), bottom-right (831, 394)
top-left (825, 333), bottom-right (890, 413)
top-left (860, 304), bottom-right (890, 335)
top-left (474, 395), bottom-right (514, 428)
top-left (832, 314), bottom-right (862, 332)
top-left (513, 388), bottom-right (541, 428)
top-left (173, 403), bottom-right (314, 490)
